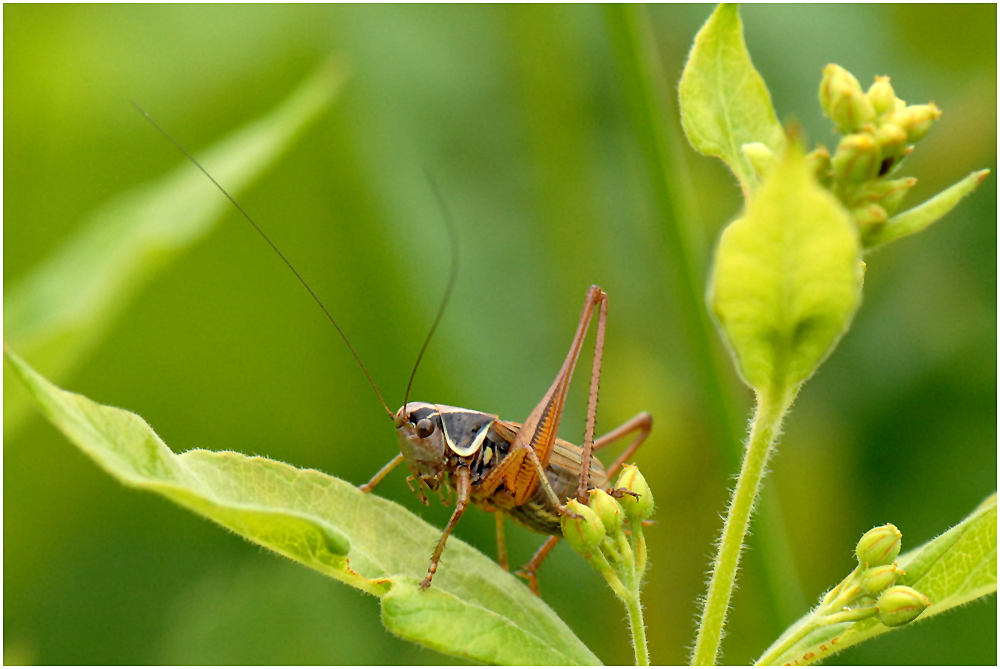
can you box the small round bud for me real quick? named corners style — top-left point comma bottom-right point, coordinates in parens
top-left (868, 76), bottom-right (897, 117)
top-left (852, 203), bottom-right (888, 229)
top-left (889, 103), bottom-right (942, 143)
top-left (875, 585), bottom-right (930, 627)
top-left (820, 64), bottom-right (876, 133)
top-left (561, 499), bottom-right (606, 556)
top-left (832, 133), bottom-right (880, 185)
top-left (742, 142), bottom-right (777, 178)
top-left (873, 123), bottom-right (908, 161)
top-left (616, 465), bottom-right (654, 521)
top-left (589, 489), bottom-right (624, 533)
top-left (805, 144), bottom-right (832, 185)
top-left (856, 523), bottom-right (902, 567)
top-left (862, 563), bottom-right (903, 595)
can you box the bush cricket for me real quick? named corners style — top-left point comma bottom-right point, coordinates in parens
top-left (137, 105), bottom-right (653, 594)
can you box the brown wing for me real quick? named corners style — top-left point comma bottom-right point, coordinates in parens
top-left (549, 440), bottom-right (607, 489)
top-left (491, 419), bottom-right (520, 442)
top-left (485, 419), bottom-right (608, 496)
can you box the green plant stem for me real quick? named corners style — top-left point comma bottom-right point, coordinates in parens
top-left (626, 594), bottom-right (650, 666)
top-left (692, 387), bottom-right (793, 665)
top-left (604, 3), bottom-right (806, 630)
top-left (755, 619), bottom-right (819, 666)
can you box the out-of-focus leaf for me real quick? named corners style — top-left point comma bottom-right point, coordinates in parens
top-left (679, 4), bottom-right (785, 199)
top-left (3, 346), bottom-right (601, 666)
top-left (3, 63), bottom-right (345, 437)
top-left (708, 142), bottom-right (863, 398)
top-left (864, 169), bottom-right (991, 251)
top-left (760, 494), bottom-right (997, 666)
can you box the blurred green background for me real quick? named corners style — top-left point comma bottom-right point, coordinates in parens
top-left (4, 5), bottom-right (995, 665)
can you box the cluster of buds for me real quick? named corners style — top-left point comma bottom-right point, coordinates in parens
top-left (814, 523), bottom-right (931, 629)
top-left (742, 64), bottom-right (947, 246)
top-left (561, 464), bottom-right (654, 602)
top-left (815, 64), bottom-right (941, 241)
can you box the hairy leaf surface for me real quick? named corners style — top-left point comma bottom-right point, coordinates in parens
top-left (708, 143), bottom-right (863, 398)
top-left (5, 347), bottom-right (600, 666)
top-left (679, 4), bottom-right (784, 198)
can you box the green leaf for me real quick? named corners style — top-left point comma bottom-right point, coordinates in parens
top-left (679, 4), bottom-right (785, 199)
top-left (3, 63), bottom-right (345, 437)
top-left (4, 346), bottom-right (600, 666)
top-left (864, 169), bottom-right (991, 251)
top-left (708, 142), bottom-right (863, 398)
top-left (760, 495), bottom-right (997, 666)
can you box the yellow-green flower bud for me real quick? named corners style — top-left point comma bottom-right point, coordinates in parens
top-left (875, 585), bottom-right (931, 627)
top-left (820, 64), bottom-right (876, 133)
top-left (856, 523), bottom-right (902, 567)
top-left (879, 177), bottom-right (917, 213)
top-left (889, 103), bottom-right (942, 143)
top-left (852, 203), bottom-right (888, 229)
top-left (862, 563), bottom-right (903, 595)
top-left (873, 123), bottom-right (908, 161)
top-left (856, 177), bottom-right (917, 214)
top-left (561, 499), bottom-right (606, 556)
top-left (805, 144), bottom-right (832, 185)
top-left (616, 464), bottom-right (654, 521)
top-left (833, 133), bottom-right (880, 185)
top-left (589, 489), bottom-right (624, 533)
top-left (742, 142), bottom-right (776, 179)
top-left (868, 76), bottom-right (897, 117)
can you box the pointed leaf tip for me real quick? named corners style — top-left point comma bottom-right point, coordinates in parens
top-left (864, 168), bottom-right (991, 251)
top-left (680, 4), bottom-right (784, 199)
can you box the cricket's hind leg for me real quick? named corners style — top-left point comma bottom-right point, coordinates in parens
top-left (593, 411), bottom-right (653, 479)
top-left (515, 535), bottom-right (561, 596)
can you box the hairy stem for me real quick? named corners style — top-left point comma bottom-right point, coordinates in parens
top-left (626, 593), bottom-right (650, 666)
top-left (692, 388), bottom-right (792, 665)
top-left (604, 4), bottom-right (806, 628)
top-left (755, 618), bottom-right (819, 666)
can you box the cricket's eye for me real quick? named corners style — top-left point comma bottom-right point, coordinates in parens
top-left (416, 418), bottom-right (436, 439)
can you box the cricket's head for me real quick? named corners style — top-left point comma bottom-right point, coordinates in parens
top-left (394, 402), bottom-right (447, 481)
top-left (394, 403), bottom-right (499, 483)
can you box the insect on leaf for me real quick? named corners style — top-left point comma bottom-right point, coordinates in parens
top-left (4, 346), bottom-right (601, 666)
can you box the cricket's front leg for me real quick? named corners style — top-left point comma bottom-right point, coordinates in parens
top-left (420, 467), bottom-right (471, 589)
top-left (359, 453), bottom-right (405, 493)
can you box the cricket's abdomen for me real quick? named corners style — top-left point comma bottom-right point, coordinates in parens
top-left (506, 488), bottom-right (564, 535)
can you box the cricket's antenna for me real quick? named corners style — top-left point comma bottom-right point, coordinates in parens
top-left (132, 102), bottom-right (394, 419)
top-left (402, 171), bottom-right (459, 417)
